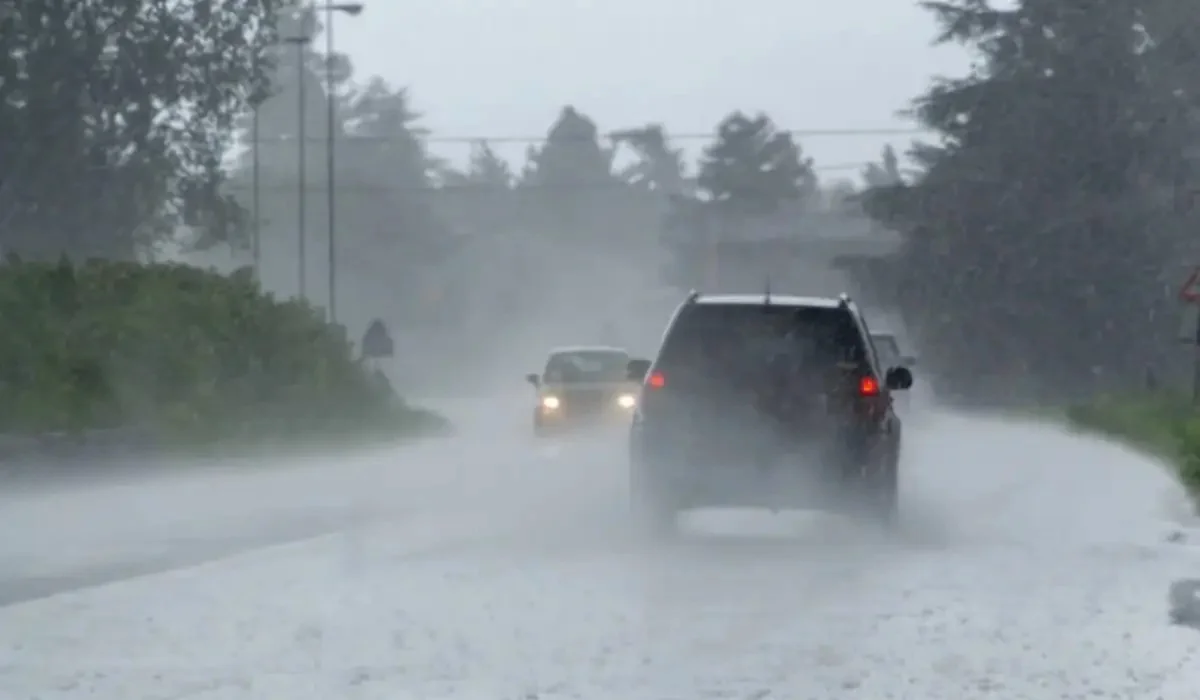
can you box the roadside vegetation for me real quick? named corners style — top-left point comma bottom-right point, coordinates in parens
top-left (0, 257), bottom-right (447, 455)
top-left (1064, 394), bottom-right (1200, 506)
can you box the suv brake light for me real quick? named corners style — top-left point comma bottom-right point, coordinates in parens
top-left (647, 371), bottom-right (665, 389)
top-left (858, 376), bottom-right (880, 396)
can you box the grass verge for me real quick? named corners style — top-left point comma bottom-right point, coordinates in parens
top-left (170, 401), bottom-right (454, 461)
top-left (1063, 392), bottom-right (1200, 508)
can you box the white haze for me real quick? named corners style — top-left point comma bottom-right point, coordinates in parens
top-left (2, 385), bottom-right (1199, 696)
top-left (4, 3), bottom-right (1198, 692)
top-left (165, 224), bottom-right (688, 395)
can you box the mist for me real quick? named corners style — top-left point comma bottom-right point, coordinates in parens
top-left (5, 0), bottom-right (1200, 696)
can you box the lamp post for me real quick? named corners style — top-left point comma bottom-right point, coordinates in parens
top-left (251, 56), bottom-right (261, 281)
top-left (282, 35), bottom-right (312, 300)
top-left (313, 1), bottom-right (364, 323)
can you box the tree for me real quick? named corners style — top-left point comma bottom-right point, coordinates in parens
top-left (440, 141), bottom-right (514, 189)
top-left (521, 106), bottom-right (616, 188)
top-left (822, 179), bottom-right (860, 213)
top-left (611, 124), bottom-right (690, 195)
top-left (223, 3), bottom-right (347, 310)
top-left (859, 0), bottom-right (1199, 404)
top-left (434, 140), bottom-right (517, 252)
top-left (695, 111), bottom-right (818, 217)
top-left (429, 139), bottom-right (524, 329)
top-left (516, 106), bottom-right (635, 249)
top-left (247, 5), bottom-right (332, 147)
top-left (336, 79), bottom-right (454, 326)
top-left (342, 80), bottom-right (443, 184)
top-left (659, 111), bottom-right (818, 290)
top-left (0, 0), bottom-right (289, 260)
top-left (223, 20), bottom-right (455, 343)
top-left (226, 4), bottom-right (331, 255)
top-left (861, 145), bottom-right (902, 188)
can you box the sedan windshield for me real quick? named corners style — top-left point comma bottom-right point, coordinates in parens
top-left (543, 350), bottom-right (629, 383)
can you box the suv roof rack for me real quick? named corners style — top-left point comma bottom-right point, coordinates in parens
top-left (837, 292), bottom-right (852, 309)
top-left (686, 289), bottom-right (700, 303)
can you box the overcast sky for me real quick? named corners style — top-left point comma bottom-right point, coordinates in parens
top-left (331, 0), bottom-right (970, 181)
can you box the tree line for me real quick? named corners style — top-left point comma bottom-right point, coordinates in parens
top-left (235, 0), bottom-right (1200, 405)
top-left (236, 6), bottom-right (853, 333)
top-left (841, 0), bottom-right (1200, 406)
top-left (234, 79), bottom-right (868, 385)
top-left (1, 1), bottom-right (887, 389)
top-left (32, 0), bottom-right (1182, 407)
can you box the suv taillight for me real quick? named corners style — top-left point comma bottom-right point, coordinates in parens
top-left (856, 374), bottom-right (887, 421)
top-left (646, 371), bottom-right (665, 389)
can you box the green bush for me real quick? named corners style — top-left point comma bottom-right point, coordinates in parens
top-left (1065, 392), bottom-right (1200, 504)
top-left (0, 256), bottom-right (446, 448)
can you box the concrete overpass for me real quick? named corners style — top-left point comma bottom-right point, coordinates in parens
top-left (668, 211), bottom-right (902, 296)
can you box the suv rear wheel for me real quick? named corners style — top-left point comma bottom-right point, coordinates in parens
top-left (630, 460), bottom-right (678, 540)
top-left (863, 449), bottom-right (899, 527)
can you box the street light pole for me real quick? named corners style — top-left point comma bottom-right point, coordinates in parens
top-left (317, 2), bottom-right (364, 324)
top-left (325, 10), bottom-right (337, 323)
top-left (251, 81), bottom-right (261, 281)
top-left (297, 38), bottom-right (306, 301)
top-left (284, 35), bottom-right (311, 301)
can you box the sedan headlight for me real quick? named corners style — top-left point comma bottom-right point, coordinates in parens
top-left (541, 395), bottom-right (560, 410)
top-left (616, 393), bottom-right (636, 408)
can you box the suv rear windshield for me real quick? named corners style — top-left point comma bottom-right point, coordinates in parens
top-left (656, 303), bottom-right (869, 379)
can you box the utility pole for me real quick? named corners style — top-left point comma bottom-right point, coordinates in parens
top-left (297, 38), bottom-right (306, 301)
top-left (316, 1), bottom-right (364, 323)
top-left (251, 85), bottom-right (261, 281)
top-left (283, 35), bottom-right (311, 300)
top-left (325, 7), bottom-right (336, 322)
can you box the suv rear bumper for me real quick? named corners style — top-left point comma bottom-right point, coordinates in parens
top-left (638, 454), bottom-right (888, 509)
top-left (630, 425), bottom-right (895, 511)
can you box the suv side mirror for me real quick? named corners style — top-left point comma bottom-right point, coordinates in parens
top-left (885, 366), bottom-right (913, 390)
top-left (525, 373), bottom-right (540, 386)
top-left (626, 358), bottom-right (651, 381)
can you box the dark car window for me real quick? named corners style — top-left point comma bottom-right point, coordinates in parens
top-left (655, 304), bottom-right (869, 393)
top-left (543, 350), bottom-right (629, 383)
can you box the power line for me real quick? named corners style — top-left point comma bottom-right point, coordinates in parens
top-left (226, 162), bottom-right (877, 194)
top-left (64, 159), bottom-right (876, 176)
top-left (455, 126), bottom-right (929, 143)
top-left (243, 127), bottom-right (932, 145)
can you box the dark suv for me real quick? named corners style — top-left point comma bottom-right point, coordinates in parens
top-left (626, 291), bottom-right (912, 537)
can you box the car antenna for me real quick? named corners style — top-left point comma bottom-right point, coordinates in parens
top-left (763, 275), bottom-right (771, 304)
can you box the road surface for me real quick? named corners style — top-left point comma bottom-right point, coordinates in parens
top-left (0, 401), bottom-right (1198, 698)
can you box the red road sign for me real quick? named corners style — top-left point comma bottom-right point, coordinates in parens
top-left (1181, 267), bottom-right (1200, 302)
